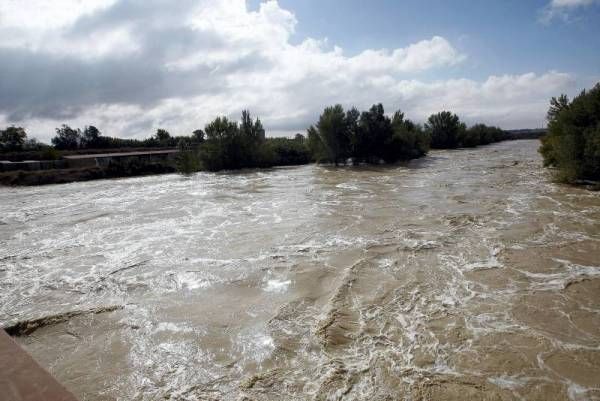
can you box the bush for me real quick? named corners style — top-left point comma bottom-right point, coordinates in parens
top-left (540, 83), bottom-right (600, 183)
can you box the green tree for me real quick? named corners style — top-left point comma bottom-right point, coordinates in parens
top-left (309, 104), bottom-right (430, 165)
top-left (345, 107), bottom-right (361, 164)
top-left (357, 103), bottom-right (393, 163)
top-left (199, 111), bottom-right (270, 171)
top-left (82, 126), bottom-right (101, 148)
top-left (425, 111), bottom-right (466, 149)
top-left (547, 94), bottom-right (570, 122)
top-left (316, 104), bottom-right (350, 165)
top-left (192, 129), bottom-right (205, 143)
top-left (389, 111), bottom-right (429, 160)
top-left (265, 137), bottom-right (311, 166)
top-left (307, 125), bottom-right (327, 162)
top-left (0, 126), bottom-right (27, 151)
top-left (52, 125), bottom-right (81, 150)
top-left (176, 138), bottom-right (202, 175)
top-left (540, 83), bottom-right (600, 183)
top-left (154, 129), bottom-right (172, 145)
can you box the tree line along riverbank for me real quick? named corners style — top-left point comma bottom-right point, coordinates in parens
top-left (4, 82), bottom-right (598, 186)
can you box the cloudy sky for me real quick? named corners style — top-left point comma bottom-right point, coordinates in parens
top-left (1, 0), bottom-right (599, 142)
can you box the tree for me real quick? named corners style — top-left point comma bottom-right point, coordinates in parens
top-left (240, 110), bottom-right (265, 142)
top-left (345, 107), bottom-right (361, 163)
top-left (199, 112), bottom-right (271, 171)
top-left (176, 138), bottom-right (202, 175)
top-left (309, 104), bottom-right (430, 165)
top-left (357, 103), bottom-right (393, 162)
top-left (154, 129), bottom-right (172, 145)
top-left (316, 104), bottom-right (351, 165)
top-left (0, 126), bottom-right (27, 151)
top-left (425, 111), bottom-right (466, 149)
top-left (389, 110), bottom-right (429, 161)
top-left (540, 83), bottom-right (600, 183)
top-left (266, 137), bottom-right (311, 166)
top-left (82, 126), bottom-right (101, 148)
top-left (52, 125), bottom-right (81, 150)
top-left (547, 94), bottom-right (569, 122)
top-left (307, 125), bottom-right (327, 162)
top-left (192, 129), bottom-right (205, 143)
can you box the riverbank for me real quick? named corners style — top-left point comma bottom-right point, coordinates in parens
top-left (1, 137), bottom-right (542, 186)
top-left (0, 149), bottom-right (178, 186)
top-left (0, 165), bottom-right (177, 186)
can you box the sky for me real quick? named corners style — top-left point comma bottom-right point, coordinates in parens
top-left (0, 0), bottom-right (599, 142)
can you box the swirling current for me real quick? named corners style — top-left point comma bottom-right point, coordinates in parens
top-left (1, 140), bottom-right (599, 400)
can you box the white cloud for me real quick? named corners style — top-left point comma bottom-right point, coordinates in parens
top-left (0, 0), bottom-right (579, 141)
top-left (0, 0), bottom-right (117, 29)
top-left (550, 0), bottom-right (596, 7)
top-left (541, 0), bottom-right (599, 22)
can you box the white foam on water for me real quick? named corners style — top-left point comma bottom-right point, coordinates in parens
top-left (263, 279), bottom-right (291, 293)
top-left (173, 271), bottom-right (214, 291)
top-left (488, 375), bottom-right (527, 390)
top-left (235, 330), bottom-right (276, 364)
top-left (2, 141), bottom-right (599, 400)
top-left (516, 258), bottom-right (600, 291)
top-left (567, 382), bottom-right (594, 401)
top-left (155, 322), bottom-right (194, 333)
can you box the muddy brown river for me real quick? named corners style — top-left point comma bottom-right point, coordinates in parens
top-left (1, 140), bottom-right (599, 401)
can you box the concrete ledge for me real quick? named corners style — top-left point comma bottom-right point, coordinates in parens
top-left (0, 330), bottom-right (79, 401)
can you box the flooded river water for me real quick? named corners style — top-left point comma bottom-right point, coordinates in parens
top-left (1, 140), bottom-right (599, 401)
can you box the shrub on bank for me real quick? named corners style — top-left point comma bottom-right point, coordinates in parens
top-left (540, 83), bottom-right (600, 183)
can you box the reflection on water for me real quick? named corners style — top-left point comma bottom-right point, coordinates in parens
top-left (1, 140), bottom-right (599, 400)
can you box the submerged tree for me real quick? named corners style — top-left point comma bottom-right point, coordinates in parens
top-left (309, 103), bottom-right (429, 165)
top-left (388, 111), bottom-right (430, 161)
top-left (357, 104), bottom-right (394, 163)
top-left (424, 112), bottom-right (506, 149)
top-left (176, 138), bottom-right (202, 175)
top-left (199, 111), bottom-right (270, 171)
top-left (425, 111), bottom-right (466, 149)
top-left (316, 104), bottom-right (350, 165)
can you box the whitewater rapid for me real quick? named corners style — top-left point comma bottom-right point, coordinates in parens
top-left (1, 140), bottom-right (599, 400)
